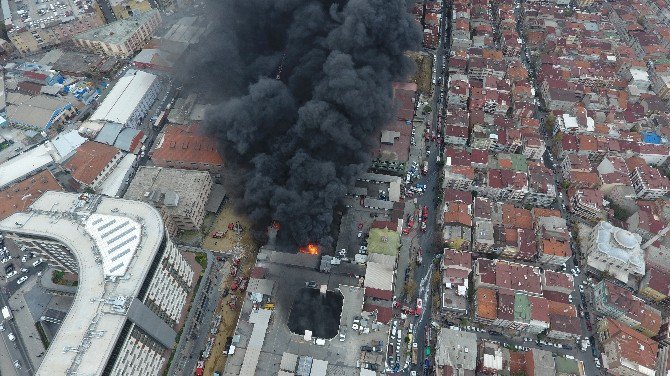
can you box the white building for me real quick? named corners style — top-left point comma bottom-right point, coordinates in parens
top-left (0, 192), bottom-right (196, 376)
top-left (586, 221), bottom-right (644, 284)
top-left (89, 70), bottom-right (160, 128)
top-left (0, 144), bottom-right (57, 189)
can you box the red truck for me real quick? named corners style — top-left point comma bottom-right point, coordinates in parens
top-left (422, 206), bottom-right (428, 220)
top-left (195, 361), bottom-right (204, 376)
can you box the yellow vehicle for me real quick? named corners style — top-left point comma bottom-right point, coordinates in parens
top-left (263, 303), bottom-right (275, 310)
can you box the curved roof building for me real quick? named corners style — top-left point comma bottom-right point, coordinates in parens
top-left (587, 221), bottom-right (644, 284)
top-left (0, 191), bottom-right (196, 375)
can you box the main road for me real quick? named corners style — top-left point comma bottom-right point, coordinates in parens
top-left (410, 1), bottom-right (451, 373)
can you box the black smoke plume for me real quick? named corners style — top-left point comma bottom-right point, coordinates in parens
top-left (185, 0), bottom-right (420, 247)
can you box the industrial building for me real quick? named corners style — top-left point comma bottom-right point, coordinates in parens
top-left (124, 166), bottom-right (213, 236)
top-left (0, 192), bottom-right (196, 376)
top-left (73, 10), bottom-right (162, 58)
top-left (5, 92), bottom-right (76, 130)
top-left (151, 125), bottom-right (224, 174)
top-left (63, 140), bottom-right (124, 191)
top-left (89, 70), bottom-right (160, 128)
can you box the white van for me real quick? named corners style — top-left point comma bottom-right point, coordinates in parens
top-left (32, 259), bottom-right (43, 267)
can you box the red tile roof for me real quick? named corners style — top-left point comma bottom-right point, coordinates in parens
top-left (152, 125), bottom-right (224, 168)
top-left (0, 170), bottom-right (62, 220)
top-left (64, 141), bottom-right (120, 185)
top-left (363, 303), bottom-right (393, 324)
top-left (476, 288), bottom-right (498, 320)
top-left (603, 318), bottom-right (658, 370)
top-left (365, 287), bottom-right (393, 301)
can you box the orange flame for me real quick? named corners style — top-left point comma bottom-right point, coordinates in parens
top-left (299, 243), bottom-right (319, 255)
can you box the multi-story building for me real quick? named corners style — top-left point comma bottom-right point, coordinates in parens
top-left (599, 318), bottom-right (659, 376)
top-left (537, 238), bottom-right (571, 267)
top-left (73, 10), bottom-right (162, 58)
top-left (0, 192), bottom-right (197, 375)
top-left (435, 328), bottom-right (477, 375)
top-left (586, 221), bottom-right (645, 284)
top-left (591, 281), bottom-right (662, 337)
top-left (125, 167), bottom-right (213, 236)
top-left (440, 249), bottom-right (472, 315)
top-left (651, 71), bottom-right (670, 99)
top-left (7, 2), bottom-right (105, 54)
top-left (639, 266), bottom-right (670, 304)
top-left (576, 0), bottom-right (595, 7)
top-left (569, 189), bottom-right (607, 222)
top-left (630, 165), bottom-right (670, 200)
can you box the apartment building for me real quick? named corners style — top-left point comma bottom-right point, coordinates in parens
top-left (73, 10), bottom-right (162, 58)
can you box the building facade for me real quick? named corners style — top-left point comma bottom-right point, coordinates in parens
top-left (73, 10), bottom-right (162, 58)
top-left (0, 192), bottom-right (197, 375)
top-left (124, 167), bottom-right (213, 236)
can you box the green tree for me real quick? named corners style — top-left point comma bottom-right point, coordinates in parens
top-left (423, 104), bottom-right (432, 114)
top-left (545, 112), bottom-right (556, 129)
top-left (52, 270), bottom-right (64, 284)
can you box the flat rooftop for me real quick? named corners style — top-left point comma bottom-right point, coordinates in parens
top-left (0, 191), bottom-right (165, 375)
top-left (74, 9), bottom-right (159, 44)
top-left (124, 166), bottom-right (212, 218)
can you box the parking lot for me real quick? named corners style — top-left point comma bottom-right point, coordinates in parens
top-left (0, 236), bottom-right (52, 375)
top-left (222, 252), bottom-right (388, 375)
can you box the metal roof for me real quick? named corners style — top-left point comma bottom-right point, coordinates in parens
top-left (239, 309), bottom-right (272, 375)
top-left (50, 130), bottom-right (86, 162)
top-left (90, 70), bottom-right (157, 125)
top-left (363, 261), bottom-right (394, 291)
top-left (279, 352), bottom-right (298, 372)
top-left (84, 213), bottom-right (141, 277)
top-left (0, 144), bottom-right (54, 188)
top-left (114, 128), bottom-right (142, 152)
top-left (94, 122), bottom-right (123, 145)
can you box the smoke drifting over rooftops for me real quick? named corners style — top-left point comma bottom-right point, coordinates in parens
top-left (185, 0), bottom-right (420, 247)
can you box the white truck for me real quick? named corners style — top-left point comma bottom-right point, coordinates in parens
top-left (2, 306), bottom-right (12, 320)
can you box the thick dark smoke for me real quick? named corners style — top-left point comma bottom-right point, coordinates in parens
top-left (185, 0), bottom-right (420, 247)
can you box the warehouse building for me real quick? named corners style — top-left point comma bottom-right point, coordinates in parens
top-left (89, 70), bottom-right (159, 128)
top-left (0, 192), bottom-right (197, 376)
top-left (5, 92), bottom-right (76, 130)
